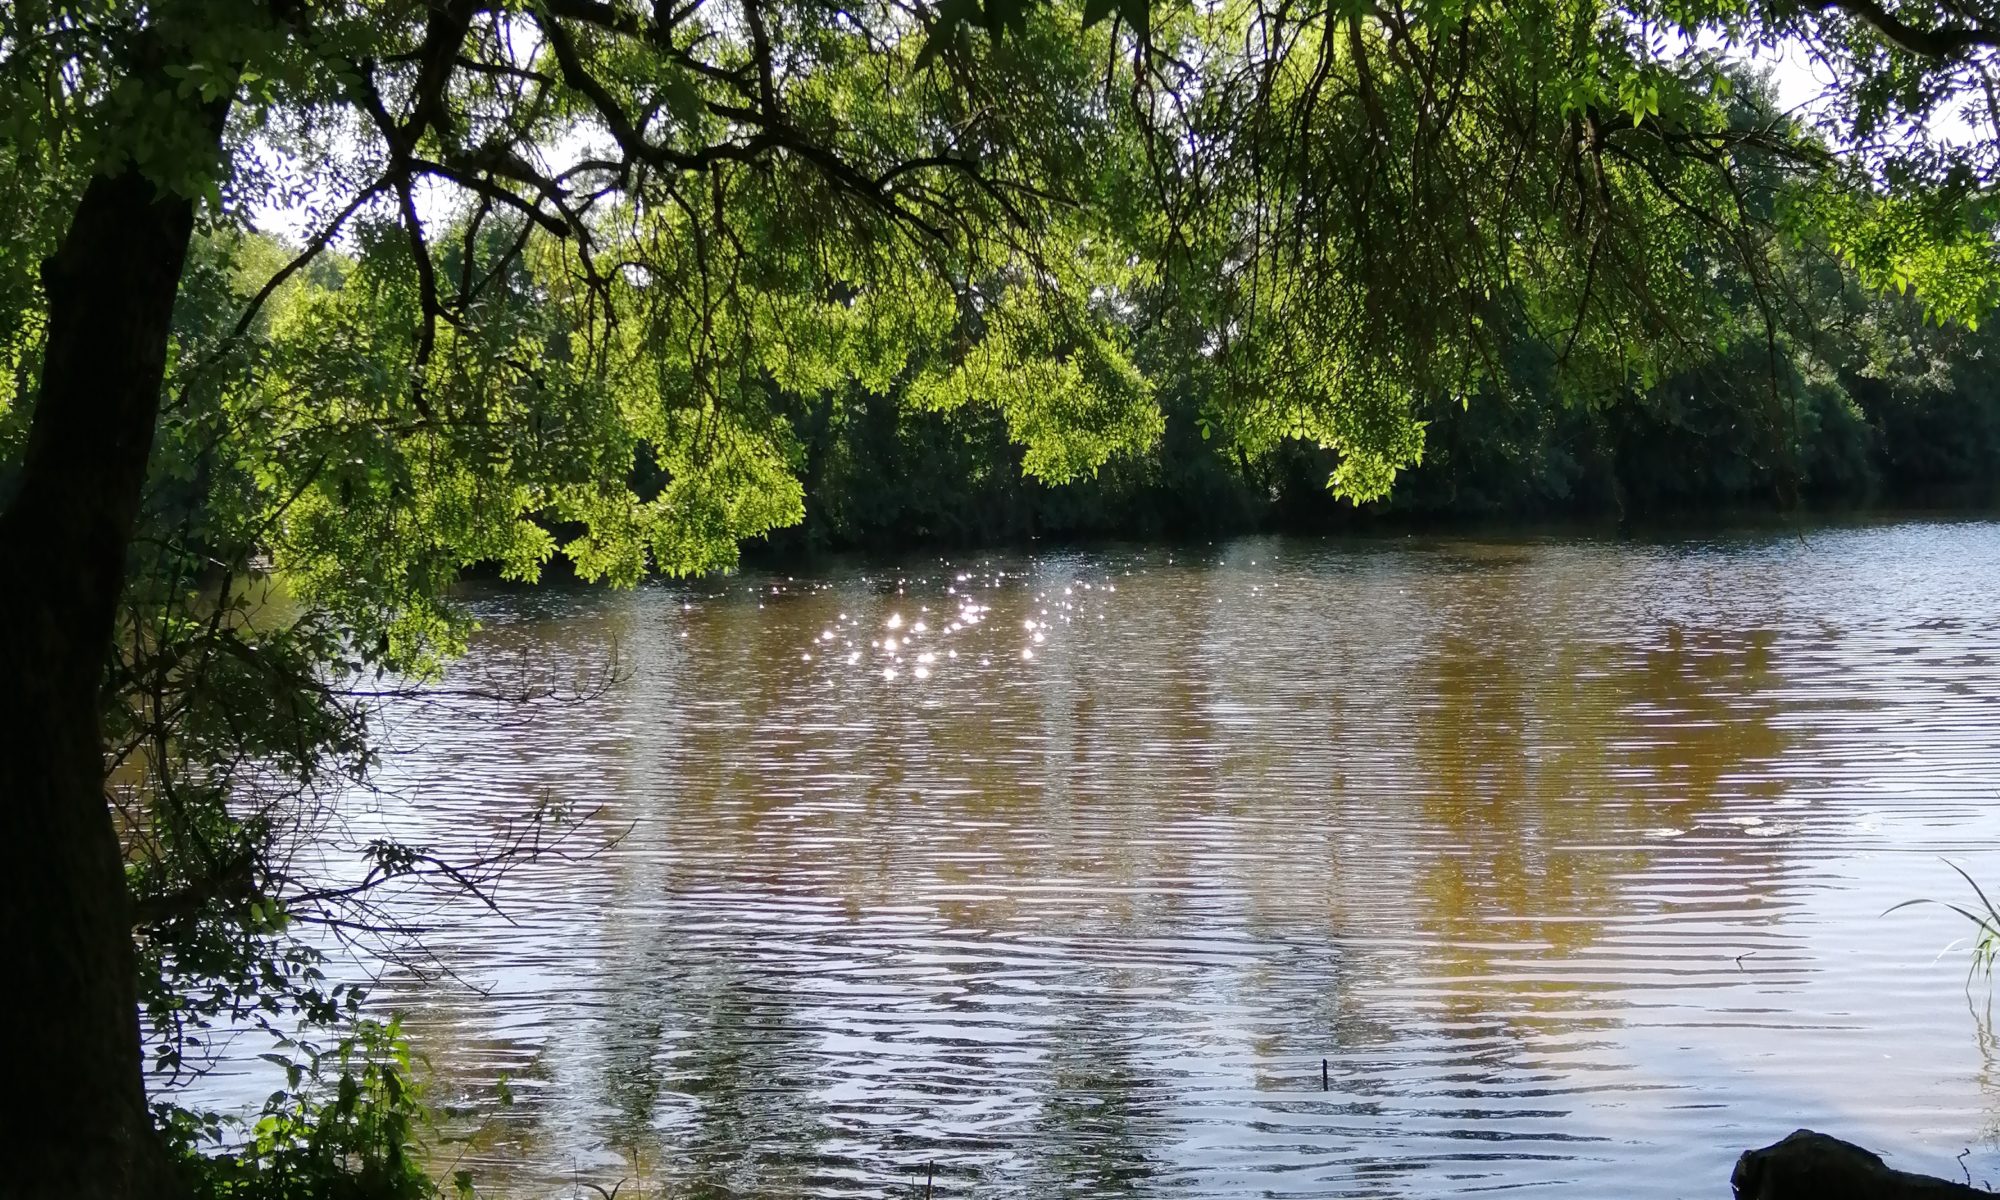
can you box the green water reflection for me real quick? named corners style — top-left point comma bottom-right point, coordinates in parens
top-left (318, 525), bottom-right (2000, 1197)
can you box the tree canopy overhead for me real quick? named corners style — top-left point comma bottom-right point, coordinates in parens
top-left (7, 0), bottom-right (1999, 530)
top-left (4, 0), bottom-right (2000, 1197)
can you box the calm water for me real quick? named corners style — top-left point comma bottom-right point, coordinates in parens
top-left (207, 520), bottom-right (2000, 1197)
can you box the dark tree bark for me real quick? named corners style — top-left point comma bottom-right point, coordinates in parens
top-left (0, 119), bottom-right (221, 1199)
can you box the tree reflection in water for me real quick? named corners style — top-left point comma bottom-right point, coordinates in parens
top-left (288, 526), bottom-right (2000, 1197)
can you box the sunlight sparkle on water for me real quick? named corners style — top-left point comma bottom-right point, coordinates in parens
top-left (284, 529), bottom-right (2000, 1197)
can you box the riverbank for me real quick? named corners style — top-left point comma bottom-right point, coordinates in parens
top-left (725, 335), bottom-right (2000, 561)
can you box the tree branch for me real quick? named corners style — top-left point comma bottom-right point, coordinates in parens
top-left (410, 156), bottom-right (572, 236)
top-left (1803, 0), bottom-right (2000, 58)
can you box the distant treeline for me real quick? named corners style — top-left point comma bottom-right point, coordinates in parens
top-left (752, 289), bottom-right (2000, 557)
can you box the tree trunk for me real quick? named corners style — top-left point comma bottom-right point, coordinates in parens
top-left (0, 147), bottom-right (212, 1199)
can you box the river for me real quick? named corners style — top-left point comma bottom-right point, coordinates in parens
top-left (198, 518), bottom-right (2000, 1197)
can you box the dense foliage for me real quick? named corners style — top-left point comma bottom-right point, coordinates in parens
top-left (764, 266), bottom-right (2000, 551)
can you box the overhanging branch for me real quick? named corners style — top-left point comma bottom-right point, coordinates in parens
top-left (1803, 0), bottom-right (2000, 58)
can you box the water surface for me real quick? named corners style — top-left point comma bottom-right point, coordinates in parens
top-left (229, 521), bottom-right (2000, 1196)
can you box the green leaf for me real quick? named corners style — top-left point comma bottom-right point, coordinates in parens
top-left (660, 69), bottom-right (705, 123)
top-left (987, 0), bottom-right (1027, 38)
top-left (1117, 0), bottom-right (1150, 41)
top-left (915, 0), bottom-right (981, 67)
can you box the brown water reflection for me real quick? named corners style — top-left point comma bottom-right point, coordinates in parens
top-left (201, 521), bottom-right (2000, 1197)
